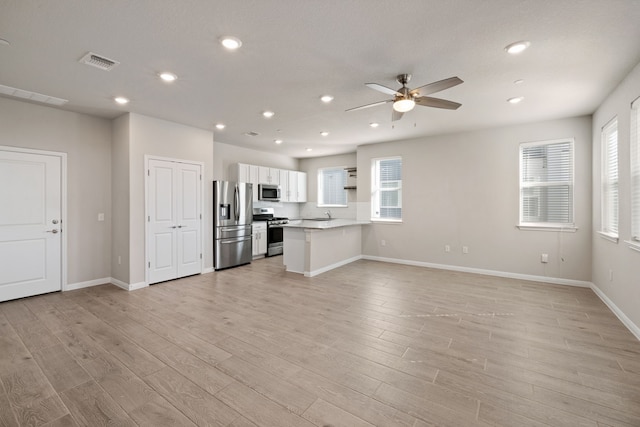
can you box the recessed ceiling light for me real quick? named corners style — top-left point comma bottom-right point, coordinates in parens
top-left (220, 36), bottom-right (242, 50)
top-left (159, 72), bottom-right (177, 82)
top-left (369, 122), bottom-right (379, 128)
top-left (320, 131), bottom-right (329, 137)
top-left (114, 96), bottom-right (129, 105)
top-left (514, 79), bottom-right (524, 85)
top-left (507, 96), bottom-right (524, 104)
top-left (215, 123), bottom-right (226, 130)
top-left (505, 41), bottom-right (531, 55)
top-left (306, 148), bottom-right (313, 152)
top-left (320, 95), bottom-right (334, 103)
top-left (262, 110), bottom-right (275, 118)
top-left (0, 38), bottom-right (10, 46)
top-left (274, 139), bottom-right (283, 144)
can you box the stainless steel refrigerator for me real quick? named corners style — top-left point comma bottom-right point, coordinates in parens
top-left (213, 181), bottom-right (253, 270)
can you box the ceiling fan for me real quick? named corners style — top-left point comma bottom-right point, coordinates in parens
top-left (346, 74), bottom-right (463, 121)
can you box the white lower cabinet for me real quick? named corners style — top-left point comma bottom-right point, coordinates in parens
top-left (252, 222), bottom-right (267, 257)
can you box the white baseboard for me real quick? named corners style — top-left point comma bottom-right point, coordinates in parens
top-left (202, 267), bottom-right (215, 274)
top-left (590, 283), bottom-right (640, 341)
top-left (306, 255), bottom-right (362, 277)
top-left (108, 278), bottom-right (148, 291)
top-left (64, 277), bottom-right (111, 291)
top-left (361, 255), bottom-right (592, 287)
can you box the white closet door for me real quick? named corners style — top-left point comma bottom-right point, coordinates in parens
top-left (0, 149), bottom-right (62, 301)
top-left (176, 162), bottom-right (201, 278)
top-left (147, 158), bottom-right (202, 284)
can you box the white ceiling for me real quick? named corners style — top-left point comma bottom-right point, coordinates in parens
top-left (2, 0), bottom-right (640, 158)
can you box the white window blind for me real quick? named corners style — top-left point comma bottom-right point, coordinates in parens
top-left (632, 98), bottom-right (640, 241)
top-left (371, 157), bottom-right (402, 220)
top-left (317, 167), bottom-right (347, 207)
top-left (519, 139), bottom-right (574, 227)
top-left (601, 118), bottom-right (619, 237)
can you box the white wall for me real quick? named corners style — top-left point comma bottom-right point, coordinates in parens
top-left (357, 116), bottom-right (593, 283)
top-left (0, 97), bottom-right (112, 285)
top-left (111, 114), bottom-right (130, 283)
top-left (592, 61), bottom-right (640, 332)
top-left (128, 113), bottom-right (214, 285)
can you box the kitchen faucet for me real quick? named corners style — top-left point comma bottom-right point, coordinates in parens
top-left (324, 210), bottom-right (332, 219)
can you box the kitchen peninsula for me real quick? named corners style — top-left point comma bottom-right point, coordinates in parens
top-left (282, 219), bottom-right (370, 277)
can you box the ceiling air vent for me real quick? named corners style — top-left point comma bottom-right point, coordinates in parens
top-left (79, 52), bottom-right (120, 71)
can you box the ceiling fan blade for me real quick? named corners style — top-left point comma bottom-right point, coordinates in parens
top-left (415, 96), bottom-right (461, 110)
top-left (392, 109), bottom-right (404, 122)
top-left (345, 99), bottom-right (392, 112)
top-left (410, 76), bottom-right (463, 97)
top-left (366, 83), bottom-right (402, 96)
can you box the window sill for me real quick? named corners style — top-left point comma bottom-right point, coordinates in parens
top-left (370, 218), bottom-right (403, 224)
top-left (516, 224), bottom-right (578, 232)
top-left (624, 240), bottom-right (640, 252)
top-left (598, 231), bottom-right (619, 243)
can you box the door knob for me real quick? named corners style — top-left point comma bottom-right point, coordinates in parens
top-left (52, 219), bottom-right (59, 224)
top-left (46, 229), bottom-right (59, 234)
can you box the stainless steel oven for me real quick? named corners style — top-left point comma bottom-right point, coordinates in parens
top-left (253, 208), bottom-right (288, 257)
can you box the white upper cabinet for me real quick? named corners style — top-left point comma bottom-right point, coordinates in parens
top-left (296, 171), bottom-right (307, 202)
top-left (279, 169), bottom-right (290, 201)
top-left (231, 163), bottom-right (306, 203)
top-left (258, 166), bottom-right (279, 185)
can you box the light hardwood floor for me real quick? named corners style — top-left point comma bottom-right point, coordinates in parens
top-left (1, 257), bottom-right (639, 426)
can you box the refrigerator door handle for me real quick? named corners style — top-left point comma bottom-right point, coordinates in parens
top-left (234, 185), bottom-right (240, 221)
top-left (220, 236), bottom-right (251, 244)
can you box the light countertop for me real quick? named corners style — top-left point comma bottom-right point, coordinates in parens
top-left (283, 219), bottom-right (371, 229)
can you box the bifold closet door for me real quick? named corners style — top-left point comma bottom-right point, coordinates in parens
top-left (147, 159), bottom-right (202, 284)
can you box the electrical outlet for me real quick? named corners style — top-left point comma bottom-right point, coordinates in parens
top-left (462, 246), bottom-right (469, 254)
top-left (381, 239), bottom-right (386, 246)
top-left (541, 253), bottom-right (549, 263)
top-left (445, 245), bottom-right (451, 253)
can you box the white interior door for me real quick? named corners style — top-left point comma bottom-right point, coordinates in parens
top-left (147, 158), bottom-right (202, 284)
top-left (176, 163), bottom-right (201, 278)
top-left (0, 149), bottom-right (62, 302)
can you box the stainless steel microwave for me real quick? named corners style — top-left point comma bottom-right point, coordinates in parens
top-left (258, 183), bottom-right (281, 201)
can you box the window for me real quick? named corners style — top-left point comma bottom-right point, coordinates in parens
top-left (317, 167), bottom-right (347, 207)
top-left (519, 139), bottom-right (574, 228)
top-left (601, 118), bottom-right (619, 239)
top-left (371, 157), bottom-right (402, 221)
top-left (632, 98), bottom-right (640, 243)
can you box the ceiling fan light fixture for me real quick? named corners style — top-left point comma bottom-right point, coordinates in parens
top-left (393, 98), bottom-right (415, 113)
